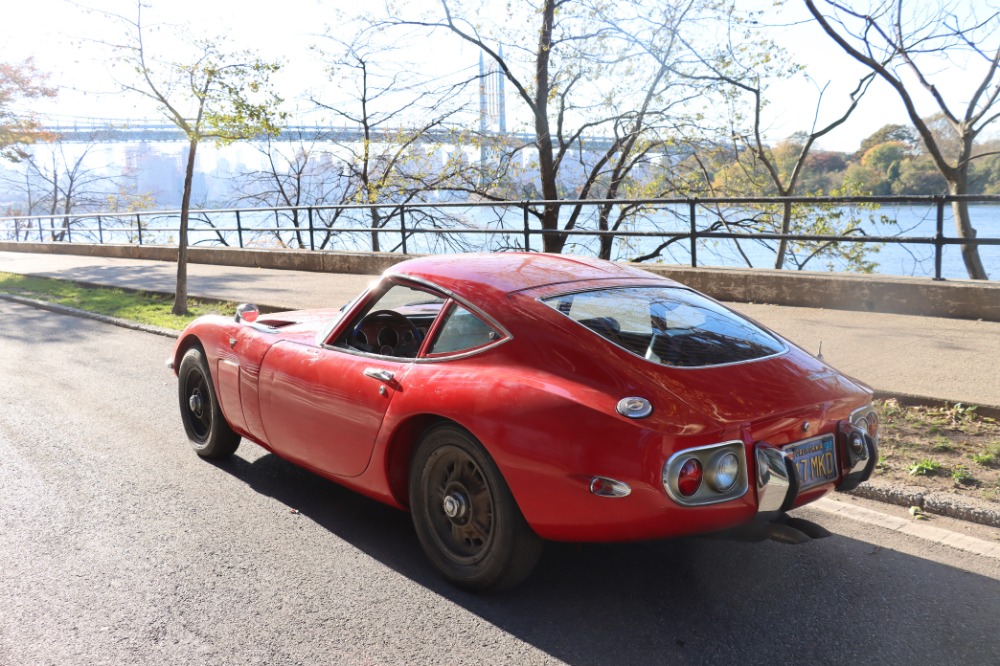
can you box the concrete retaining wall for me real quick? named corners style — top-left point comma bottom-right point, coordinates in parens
top-left (0, 241), bottom-right (402, 275)
top-left (3, 241), bottom-right (998, 321)
top-left (636, 265), bottom-right (1000, 322)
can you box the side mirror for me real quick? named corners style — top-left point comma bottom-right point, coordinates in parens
top-left (236, 303), bottom-right (259, 323)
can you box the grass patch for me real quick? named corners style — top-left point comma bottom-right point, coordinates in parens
top-left (971, 442), bottom-right (1000, 468)
top-left (0, 272), bottom-right (234, 330)
top-left (951, 465), bottom-right (976, 486)
top-left (877, 399), bottom-right (1000, 503)
top-left (909, 458), bottom-right (941, 476)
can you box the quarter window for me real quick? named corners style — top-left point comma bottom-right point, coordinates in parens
top-left (428, 303), bottom-right (501, 355)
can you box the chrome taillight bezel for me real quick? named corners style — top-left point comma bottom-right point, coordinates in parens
top-left (850, 404), bottom-right (880, 445)
top-left (663, 441), bottom-right (749, 507)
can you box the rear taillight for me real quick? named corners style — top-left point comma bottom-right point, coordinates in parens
top-left (851, 405), bottom-right (879, 445)
top-left (864, 411), bottom-right (879, 440)
top-left (677, 458), bottom-right (703, 497)
top-left (707, 452), bottom-right (740, 492)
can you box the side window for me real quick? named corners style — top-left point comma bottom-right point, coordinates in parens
top-left (334, 282), bottom-right (445, 358)
top-left (427, 303), bottom-right (501, 355)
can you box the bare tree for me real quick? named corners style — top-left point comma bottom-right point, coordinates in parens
top-left (310, 37), bottom-right (478, 253)
top-left (22, 143), bottom-right (114, 241)
top-left (804, 0), bottom-right (998, 279)
top-left (231, 131), bottom-right (351, 249)
top-left (0, 130), bottom-right (150, 242)
top-left (675, 19), bottom-right (876, 268)
top-left (389, 0), bottom-right (714, 255)
top-left (96, 1), bottom-right (285, 313)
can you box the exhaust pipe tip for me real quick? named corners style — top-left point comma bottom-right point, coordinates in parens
top-left (784, 517), bottom-right (832, 539)
top-left (709, 514), bottom-right (832, 544)
top-left (764, 522), bottom-right (812, 545)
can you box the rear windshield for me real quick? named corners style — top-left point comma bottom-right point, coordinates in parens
top-left (542, 286), bottom-right (785, 367)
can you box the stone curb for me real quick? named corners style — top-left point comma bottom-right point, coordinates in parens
top-left (849, 480), bottom-right (1000, 529)
top-left (873, 390), bottom-right (1000, 421)
top-left (0, 293), bottom-right (179, 339)
top-left (5, 288), bottom-right (1000, 531)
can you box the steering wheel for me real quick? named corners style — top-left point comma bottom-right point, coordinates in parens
top-left (353, 309), bottom-right (420, 355)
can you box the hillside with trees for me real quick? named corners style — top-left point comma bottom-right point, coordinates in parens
top-left (699, 122), bottom-right (1000, 198)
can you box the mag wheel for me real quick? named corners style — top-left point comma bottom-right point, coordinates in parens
top-left (410, 424), bottom-right (541, 592)
top-left (177, 347), bottom-right (240, 459)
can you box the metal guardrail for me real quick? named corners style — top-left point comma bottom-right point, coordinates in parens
top-left (2, 196), bottom-right (999, 280)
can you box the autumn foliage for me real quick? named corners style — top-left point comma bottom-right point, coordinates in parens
top-left (0, 58), bottom-right (56, 162)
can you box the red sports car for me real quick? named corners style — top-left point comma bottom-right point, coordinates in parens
top-left (169, 253), bottom-right (878, 591)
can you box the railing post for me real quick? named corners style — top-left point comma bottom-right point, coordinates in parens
top-left (400, 205), bottom-right (408, 255)
top-left (933, 196), bottom-right (945, 281)
top-left (236, 210), bottom-right (244, 248)
top-left (66, 220), bottom-right (72, 243)
top-left (689, 198), bottom-right (698, 267)
top-left (97, 216), bottom-right (104, 244)
top-left (308, 207), bottom-right (315, 251)
top-left (38, 220), bottom-right (43, 243)
top-left (136, 214), bottom-right (143, 245)
top-left (523, 201), bottom-right (531, 252)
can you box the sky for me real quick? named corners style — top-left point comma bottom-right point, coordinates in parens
top-left (3, 0), bottom-right (996, 153)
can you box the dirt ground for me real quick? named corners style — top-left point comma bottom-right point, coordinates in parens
top-left (873, 399), bottom-right (1000, 504)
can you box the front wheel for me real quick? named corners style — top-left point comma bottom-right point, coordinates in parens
top-left (177, 347), bottom-right (240, 459)
top-left (409, 424), bottom-right (542, 592)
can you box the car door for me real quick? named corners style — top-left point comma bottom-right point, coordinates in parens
top-left (258, 341), bottom-right (407, 477)
top-left (257, 279), bottom-right (446, 478)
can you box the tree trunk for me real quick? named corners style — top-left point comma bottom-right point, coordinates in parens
top-left (774, 199), bottom-right (793, 269)
top-left (48, 165), bottom-right (61, 241)
top-left (61, 196), bottom-right (72, 243)
top-left (948, 177), bottom-right (988, 279)
top-left (597, 203), bottom-right (614, 260)
top-left (534, 0), bottom-right (564, 254)
top-left (369, 207), bottom-right (381, 252)
top-left (172, 138), bottom-right (198, 315)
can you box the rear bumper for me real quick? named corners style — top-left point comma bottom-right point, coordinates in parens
top-left (754, 422), bottom-right (878, 520)
top-left (835, 427), bottom-right (878, 492)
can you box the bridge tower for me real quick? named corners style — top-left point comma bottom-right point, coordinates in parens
top-left (479, 48), bottom-right (507, 187)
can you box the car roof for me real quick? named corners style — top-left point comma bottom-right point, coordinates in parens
top-left (386, 253), bottom-right (676, 297)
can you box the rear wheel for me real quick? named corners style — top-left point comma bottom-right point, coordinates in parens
top-left (409, 424), bottom-right (542, 592)
top-left (177, 347), bottom-right (240, 459)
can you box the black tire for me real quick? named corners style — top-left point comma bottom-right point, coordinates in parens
top-left (177, 347), bottom-right (240, 459)
top-left (409, 424), bottom-right (542, 592)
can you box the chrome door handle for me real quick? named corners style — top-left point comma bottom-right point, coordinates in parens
top-left (363, 368), bottom-right (395, 383)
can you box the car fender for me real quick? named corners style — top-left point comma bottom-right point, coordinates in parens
top-left (363, 355), bottom-right (742, 541)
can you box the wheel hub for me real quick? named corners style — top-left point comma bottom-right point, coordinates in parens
top-left (442, 491), bottom-right (469, 520)
top-left (189, 391), bottom-right (204, 416)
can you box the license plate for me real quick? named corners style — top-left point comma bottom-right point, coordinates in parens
top-left (787, 435), bottom-right (838, 490)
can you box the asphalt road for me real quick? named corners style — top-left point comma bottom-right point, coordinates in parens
top-left (3, 250), bottom-right (1000, 409)
top-left (2, 300), bottom-right (1000, 666)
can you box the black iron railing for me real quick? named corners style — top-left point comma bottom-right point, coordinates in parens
top-left (2, 196), bottom-right (999, 280)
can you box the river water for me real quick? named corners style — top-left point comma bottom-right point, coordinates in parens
top-left (621, 203), bottom-right (1000, 280)
top-left (186, 201), bottom-right (999, 280)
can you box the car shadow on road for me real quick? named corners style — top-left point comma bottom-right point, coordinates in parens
top-left (208, 449), bottom-right (1000, 666)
